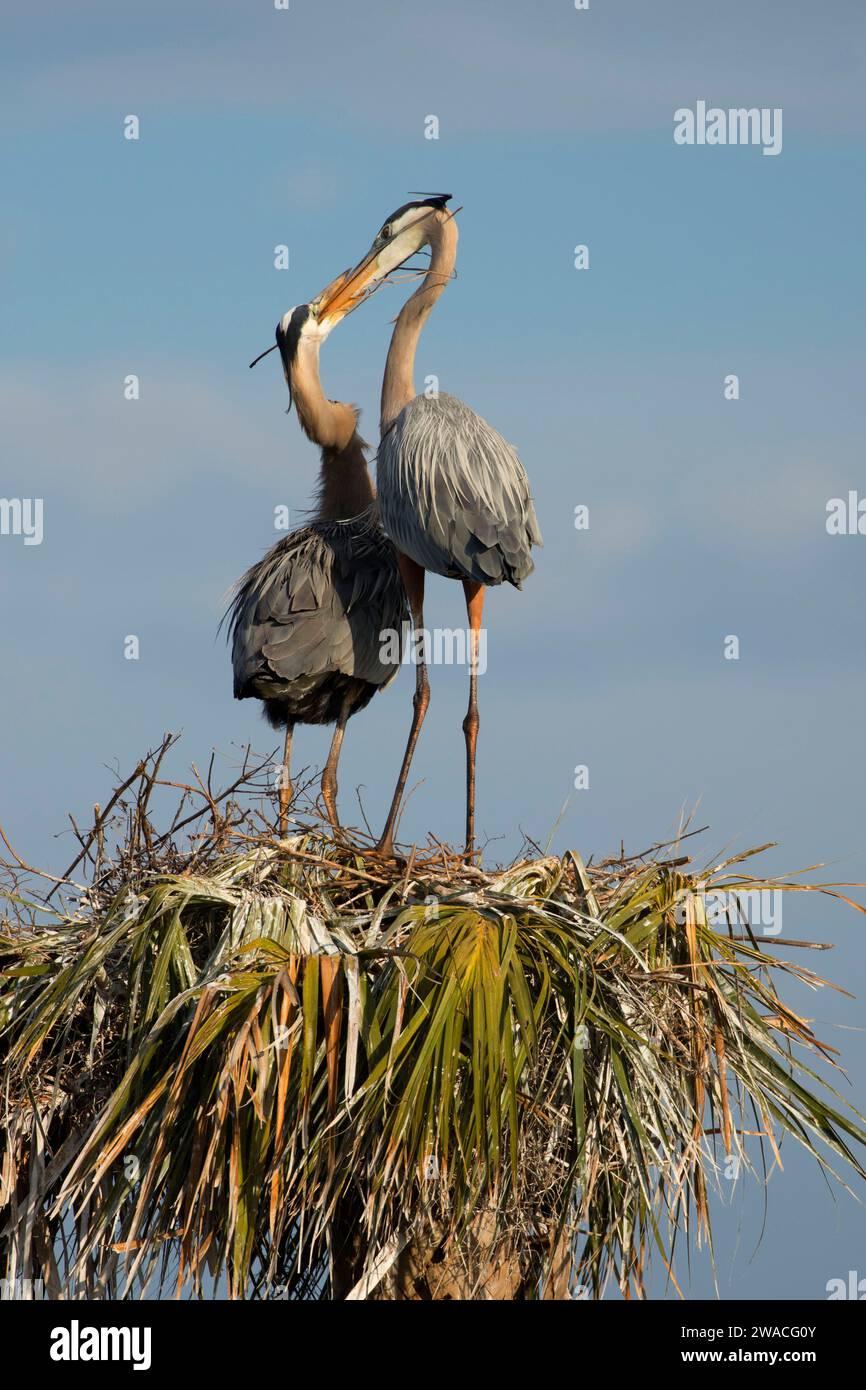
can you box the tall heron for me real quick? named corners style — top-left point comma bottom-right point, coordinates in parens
top-left (227, 268), bottom-right (408, 835)
top-left (328, 195), bottom-right (542, 857)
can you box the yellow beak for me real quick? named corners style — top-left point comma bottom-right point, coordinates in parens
top-left (312, 246), bottom-right (384, 326)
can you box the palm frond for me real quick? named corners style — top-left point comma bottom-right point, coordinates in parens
top-left (1, 742), bottom-right (865, 1299)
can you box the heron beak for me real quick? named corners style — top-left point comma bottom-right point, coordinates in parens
top-left (312, 247), bottom-right (384, 327)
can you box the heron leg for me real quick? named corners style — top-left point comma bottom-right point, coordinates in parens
top-left (376, 556), bottom-right (429, 857)
top-left (322, 693), bottom-right (352, 834)
top-left (462, 581), bottom-right (485, 859)
top-left (278, 723), bottom-right (294, 837)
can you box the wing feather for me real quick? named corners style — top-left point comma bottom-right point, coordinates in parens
top-left (376, 393), bottom-right (542, 587)
top-left (226, 509), bottom-right (408, 701)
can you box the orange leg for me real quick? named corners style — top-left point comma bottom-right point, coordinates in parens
top-left (377, 555), bottom-right (429, 857)
top-left (278, 724), bottom-right (294, 837)
top-left (462, 581), bottom-right (485, 859)
top-left (321, 693), bottom-right (352, 834)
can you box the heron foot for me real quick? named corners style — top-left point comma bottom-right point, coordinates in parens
top-left (367, 838), bottom-right (406, 868)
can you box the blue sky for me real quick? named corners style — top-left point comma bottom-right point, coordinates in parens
top-left (3, 0), bottom-right (866, 1298)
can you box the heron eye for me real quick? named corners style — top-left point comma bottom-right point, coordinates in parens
top-left (380, 223), bottom-right (392, 240)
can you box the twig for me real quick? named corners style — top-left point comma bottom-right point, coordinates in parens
top-left (46, 761), bottom-right (148, 900)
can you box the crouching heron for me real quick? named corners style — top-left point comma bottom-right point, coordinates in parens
top-left (227, 266), bottom-right (408, 835)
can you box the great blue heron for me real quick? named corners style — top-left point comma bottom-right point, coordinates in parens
top-left (328, 195), bottom-right (542, 857)
top-left (227, 268), bottom-right (408, 835)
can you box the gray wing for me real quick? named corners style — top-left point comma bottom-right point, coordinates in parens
top-left (227, 510), bottom-right (408, 700)
top-left (376, 393), bottom-right (542, 587)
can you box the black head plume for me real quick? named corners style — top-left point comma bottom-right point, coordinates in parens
top-left (382, 192), bottom-right (452, 227)
top-left (248, 303), bottom-right (311, 382)
top-left (273, 304), bottom-right (311, 411)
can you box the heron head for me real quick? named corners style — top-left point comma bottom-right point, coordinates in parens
top-left (309, 194), bottom-right (454, 329)
top-left (250, 195), bottom-right (455, 382)
top-left (367, 193), bottom-right (453, 273)
top-left (274, 285), bottom-right (367, 407)
top-left (274, 303), bottom-right (317, 409)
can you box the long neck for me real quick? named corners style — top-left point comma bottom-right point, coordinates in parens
top-left (290, 338), bottom-right (375, 520)
top-left (314, 438), bottom-right (375, 520)
top-left (380, 215), bottom-right (458, 432)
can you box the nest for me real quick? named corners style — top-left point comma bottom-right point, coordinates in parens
top-left (1, 734), bottom-right (865, 1300)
